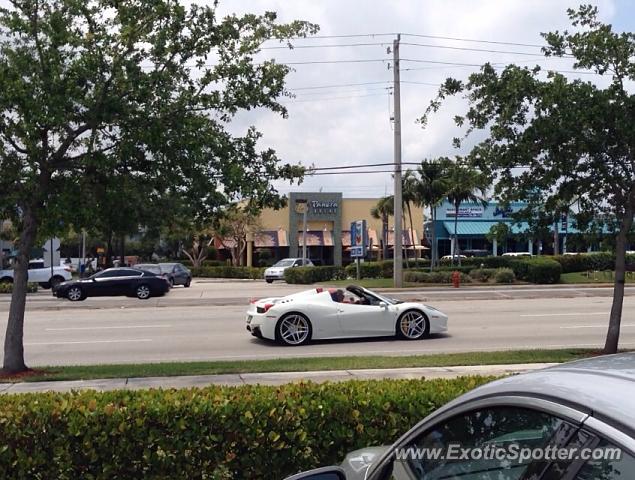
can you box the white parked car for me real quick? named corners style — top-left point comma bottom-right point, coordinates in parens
top-left (501, 251), bottom-right (533, 257)
top-left (0, 260), bottom-right (72, 289)
top-left (246, 285), bottom-right (448, 345)
top-left (264, 257), bottom-right (314, 283)
top-left (440, 254), bottom-right (467, 261)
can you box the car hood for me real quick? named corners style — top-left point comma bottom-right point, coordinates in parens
top-left (340, 446), bottom-right (390, 479)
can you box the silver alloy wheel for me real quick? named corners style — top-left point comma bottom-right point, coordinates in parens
top-left (136, 285), bottom-right (151, 299)
top-left (279, 314), bottom-right (310, 345)
top-left (399, 311), bottom-right (427, 339)
top-left (68, 287), bottom-right (82, 301)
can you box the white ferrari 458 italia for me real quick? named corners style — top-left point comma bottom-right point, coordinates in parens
top-left (246, 285), bottom-right (448, 346)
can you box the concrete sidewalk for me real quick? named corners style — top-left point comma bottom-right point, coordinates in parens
top-left (0, 363), bottom-right (558, 394)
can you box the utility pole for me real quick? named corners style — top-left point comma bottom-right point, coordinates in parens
top-left (392, 34), bottom-right (403, 288)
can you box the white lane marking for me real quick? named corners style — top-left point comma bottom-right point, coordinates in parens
top-left (560, 324), bottom-right (635, 329)
top-left (25, 339), bottom-right (153, 346)
top-left (45, 325), bottom-right (172, 332)
top-left (520, 312), bottom-right (607, 317)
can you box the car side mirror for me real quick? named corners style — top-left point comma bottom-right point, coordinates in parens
top-left (379, 301), bottom-right (388, 308)
top-left (284, 466), bottom-right (347, 480)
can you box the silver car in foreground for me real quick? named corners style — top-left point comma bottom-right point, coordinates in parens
top-left (287, 353), bottom-right (635, 479)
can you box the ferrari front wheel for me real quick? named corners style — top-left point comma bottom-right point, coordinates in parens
top-left (396, 310), bottom-right (429, 340)
top-left (276, 313), bottom-right (312, 346)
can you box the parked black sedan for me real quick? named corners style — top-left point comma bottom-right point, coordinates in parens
top-left (54, 268), bottom-right (170, 301)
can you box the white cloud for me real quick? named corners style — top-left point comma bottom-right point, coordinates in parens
top-left (210, 0), bottom-right (618, 197)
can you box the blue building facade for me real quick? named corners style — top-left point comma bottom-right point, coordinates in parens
top-left (427, 201), bottom-right (581, 257)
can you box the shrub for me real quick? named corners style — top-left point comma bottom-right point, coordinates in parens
top-left (345, 262), bottom-right (383, 279)
top-left (522, 258), bottom-right (562, 284)
top-left (494, 268), bottom-right (515, 284)
top-left (0, 283), bottom-right (38, 294)
top-left (0, 377), bottom-right (493, 479)
top-left (404, 271), bottom-right (431, 283)
top-left (190, 266), bottom-right (265, 279)
top-left (552, 252), bottom-right (615, 273)
top-left (284, 266), bottom-right (347, 284)
top-left (469, 268), bottom-right (497, 282)
top-left (433, 265), bottom-right (474, 274)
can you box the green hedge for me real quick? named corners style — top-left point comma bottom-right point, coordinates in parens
top-left (0, 377), bottom-right (493, 479)
top-left (552, 252), bottom-right (635, 273)
top-left (494, 268), bottom-right (515, 284)
top-left (0, 283), bottom-right (38, 294)
top-left (522, 258), bottom-right (562, 284)
top-left (190, 266), bottom-right (265, 279)
top-left (181, 259), bottom-right (226, 268)
top-left (345, 260), bottom-right (431, 279)
top-left (404, 270), bottom-right (472, 284)
top-left (284, 266), bottom-right (347, 284)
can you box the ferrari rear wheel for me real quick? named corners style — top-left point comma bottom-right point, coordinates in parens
top-left (396, 310), bottom-right (429, 340)
top-left (276, 313), bottom-right (312, 346)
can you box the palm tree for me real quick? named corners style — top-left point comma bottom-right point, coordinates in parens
top-left (402, 170), bottom-right (419, 267)
top-left (416, 158), bottom-right (451, 270)
top-left (370, 196), bottom-right (393, 261)
top-left (445, 160), bottom-right (490, 266)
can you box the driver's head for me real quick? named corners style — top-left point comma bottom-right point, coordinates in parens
top-left (331, 289), bottom-right (345, 302)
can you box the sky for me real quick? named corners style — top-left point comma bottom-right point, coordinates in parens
top-left (207, 0), bottom-right (635, 199)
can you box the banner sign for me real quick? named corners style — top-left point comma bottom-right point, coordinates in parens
top-left (446, 207), bottom-right (484, 218)
top-left (350, 220), bottom-right (367, 257)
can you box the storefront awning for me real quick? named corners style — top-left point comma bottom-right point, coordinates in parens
top-left (254, 230), bottom-right (288, 248)
top-left (341, 229), bottom-right (379, 247)
top-left (442, 221), bottom-right (529, 236)
top-left (297, 230), bottom-right (334, 247)
top-left (387, 229), bottom-right (420, 246)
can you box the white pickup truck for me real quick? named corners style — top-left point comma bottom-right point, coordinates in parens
top-left (0, 260), bottom-right (73, 289)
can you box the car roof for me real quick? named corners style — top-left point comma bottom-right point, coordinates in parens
top-left (442, 353), bottom-right (635, 436)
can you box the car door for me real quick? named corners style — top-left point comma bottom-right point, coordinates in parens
top-left (91, 269), bottom-right (125, 296)
top-left (114, 269), bottom-right (143, 295)
top-left (367, 402), bottom-right (584, 480)
top-left (173, 264), bottom-right (188, 284)
top-left (336, 297), bottom-right (394, 337)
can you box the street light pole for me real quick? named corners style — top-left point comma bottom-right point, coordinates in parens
top-left (392, 34), bottom-right (403, 288)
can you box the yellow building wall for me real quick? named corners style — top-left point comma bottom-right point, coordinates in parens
top-left (258, 198), bottom-right (424, 238)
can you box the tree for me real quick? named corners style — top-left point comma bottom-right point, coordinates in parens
top-left (211, 204), bottom-right (263, 266)
top-left (421, 5), bottom-right (635, 353)
top-left (486, 222), bottom-right (510, 255)
top-left (416, 159), bottom-right (450, 269)
top-left (0, 0), bottom-right (316, 374)
top-left (444, 161), bottom-right (489, 266)
top-left (370, 196), bottom-right (394, 261)
top-left (402, 170), bottom-right (418, 266)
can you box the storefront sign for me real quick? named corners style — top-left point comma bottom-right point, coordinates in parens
top-left (311, 200), bottom-right (339, 215)
top-left (446, 207), bottom-right (484, 218)
top-left (350, 220), bottom-right (367, 257)
top-left (493, 206), bottom-right (514, 218)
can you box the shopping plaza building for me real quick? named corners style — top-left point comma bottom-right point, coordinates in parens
top-left (214, 192), bottom-right (424, 267)
top-left (213, 193), bottom-right (606, 267)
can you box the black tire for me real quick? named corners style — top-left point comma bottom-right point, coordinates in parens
top-left (50, 276), bottom-right (65, 289)
top-left (184, 278), bottom-right (191, 288)
top-left (67, 286), bottom-right (85, 302)
top-left (275, 313), bottom-right (312, 346)
top-left (395, 310), bottom-right (430, 340)
top-left (266, 279), bottom-right (274, 284)
top-left (169, 278), bottom-right (175, 288)
top-left (135, 284), bottom-right (151, 300)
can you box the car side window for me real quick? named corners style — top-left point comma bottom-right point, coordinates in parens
top-left (378, 406), bottom-right (572, 480)
top-left (122, 269), bottom-right (142, 277)
top-left (573, 438), bottom-right (635, 479)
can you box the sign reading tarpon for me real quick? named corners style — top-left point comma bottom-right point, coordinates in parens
top-left (446, 206), bottom-right (484, 218)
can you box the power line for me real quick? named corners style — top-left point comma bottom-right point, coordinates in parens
top-left (292, 86), bottom-right (392, 97)
top-left (289, 81), bottom-right (391, 91)
top-left (281, 92), bottom-right (391, 103)
top-left (401, 42), bottom-right (563, 57)
top-left (401, 33), bottom-right (547, 49)
top-left (308, 162), bottom-right (422, 171)
top-left (260, 42), bottom-right (389, 50)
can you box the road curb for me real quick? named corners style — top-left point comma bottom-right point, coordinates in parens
top-left (0, 363), bottom-right (559, 394)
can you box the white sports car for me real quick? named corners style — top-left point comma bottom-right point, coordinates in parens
top-left (246, 285), bottom-right (448, 346)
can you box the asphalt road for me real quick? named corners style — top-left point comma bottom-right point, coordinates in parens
top-left (1, 282), bottom-right (633, 366)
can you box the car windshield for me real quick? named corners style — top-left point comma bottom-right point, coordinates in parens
top-left (273, 259), bottom-right (296, 267)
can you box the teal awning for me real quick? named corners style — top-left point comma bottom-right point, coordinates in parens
top-left (442, 221), bottom-right (529, 236)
